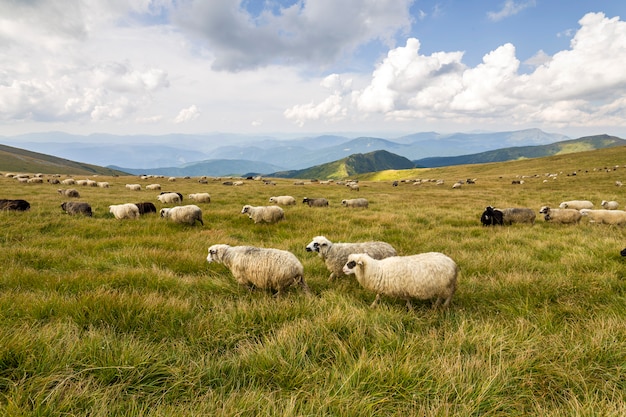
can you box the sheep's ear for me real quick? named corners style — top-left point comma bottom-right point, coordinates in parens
top-left (357, 260), bottom-right (363, 266)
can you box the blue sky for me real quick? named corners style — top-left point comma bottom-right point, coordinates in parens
top-left (1, 0), bottom-right (626, 139)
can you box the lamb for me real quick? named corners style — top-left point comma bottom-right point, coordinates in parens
top-left (269, 195), bottom-right (296, 206)
top-left (160, 205), bottom-right (203, 225)
top-left (539, 206), bottom-right (582, 224)
top-left (302, 197), bottom-right (329, 207)
top-left (601, 200), bottom-right (619, 210)
top-left (188, 193), bottom-right (211, 203)
top-left (206, 244), bottom-right (310, 296)
top-left (109, 203), bottom-right (140, 220)
top-left (157, 192), bottom-right (181, 204)
top-left (241, 205), bottom-right (285, 224)
top-left (57, 188), bottom-right (80, 198)
top-left (0, 199), bottom-right (31, 211)
top-left (125, 184), bottom-right (141, 191)
top-left (61, 201), bottom-right (92, 216)
top-left (341, 198), bottom-right (369, 208)
top-left (342, 252), bottom-right (458, 310)
top-left (559, 200), bottom-right (594, 210)
top-left (305, 236), bottom-right (397, 280)
top-left (135, 202), bottom-right (157, 215)
top-left (580, 209), bottom-right (626, 225)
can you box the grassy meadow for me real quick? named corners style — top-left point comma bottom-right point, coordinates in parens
top-left (1, 147), bottom-right (626, 416)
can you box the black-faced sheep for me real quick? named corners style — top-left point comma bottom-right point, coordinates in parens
top-left (302, 197), bottom-right (329, 207)
top-left (0, 199), bottom-right (31, 211)
top-left (539, 206), bottom-right (582, 224)
top-left (305, 236), bottom-right (397, 280)
top-left (135, 202), bottom-right (157, 215)
top-left (480, 206), bottom-right (504, 226)
top-left (160, 205), bottom-right (203, 225)
top-left (109, 203), bottom-right (140, 220)
top-left (57, 188), bottom-right (80, 198)
top-left (580, 209), bottom-right (626, 225)
top-left (206, 244), bottom-right (310, 296)
top-left (559, 200), bottom-right (593, 210)
top-left (343, 252), bottom-right (458, 310)
top-left (188, 193), bottom-right (211, 203)
top-left (601, 200), bottom-right (619, 210)
top-left (241, 205), bottom-right (285, 224)
top-left (269, 195), bottom-right (296, 206)
top-left (341, 198), bottom-right (369, 208)
top-left (61, 201), bottom-right (92, 216)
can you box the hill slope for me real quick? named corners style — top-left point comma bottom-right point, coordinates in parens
top-left (414, 134), bottom-right (626, 167)
top-left (270, 150), bottom-right (416, 179)
top-left (0, 144), bottom-right (128, 176)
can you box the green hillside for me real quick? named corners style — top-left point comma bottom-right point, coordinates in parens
top-left (271, 150), bottom-right (416, 179)
top-left (0, 144), bottom-right (128, 176)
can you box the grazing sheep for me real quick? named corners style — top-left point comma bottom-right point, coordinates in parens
top-left (125, 184), bottom-right (141, 191)
top-left (342, 252), bottom-right (458, 310)
top-left (500, 207), bottom-right (536, 225)
top-left (157, 192), bottom-right (181, 204)
top-left (341, 198), bottom-right (369, 208)
top-left (188, 193), bottom-right (211, 203)
top-left (539, 206), bottom-right (582, 224)
top-left (57, 188), bottom-right (80, 198)
top-left (305, 236), bottom-right (397, 280)
top-left (302, 197), bottom-right (329, 207)
top-left (96, 182), bottom-right (110, 188)
top-left (580, 209), bottom-right (626, 225)
top-left (135, 202), bottom-right (157, 215)
top-left (160, 205), bottom-right (203, 225)
top-left (241, 205), bottom-right (285, 224)
top-left (27, 177), bottom-right (44, 184)
top-left (0, 199), bottom-right (31, 211)
top-left (159, 191), bottom-right (183, 201)
top-left (601, 200), bottom-right (619, 210)
top-left (559, 200), bottom-right (594, 210)
top-left (109, 203), bottom-right (140, 220)
top-left (146, 184), bottom-right (161, 191)
top-left (61, 201), bottom-right (92, 216)
top-left (480, 206), bottom-right (504, 226)
top-left (61, 178), bottom-right (75, 185)
top-left (269, 195), bottom-right (296, 206)
top-left (206, 244), bottom-right (310, 296)
top-left (347, 183), bottom-right (360, 191)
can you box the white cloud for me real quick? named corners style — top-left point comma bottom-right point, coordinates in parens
top-left (286, 12), bottom-right (626, 131)
top-left (487, 0), bottom-right (536, 22)
top-left (174, 105), bottom-right (200, 123)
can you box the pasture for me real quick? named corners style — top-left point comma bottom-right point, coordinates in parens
top-left (1, 150), bottom-right (626, 416)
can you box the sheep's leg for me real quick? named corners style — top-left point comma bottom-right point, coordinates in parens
top-left (369, 294), bottom-right (381, 308)
top-left (328, 272), bottom-right (336, 281)
top-left (433, 297), bottom-right (443, 309)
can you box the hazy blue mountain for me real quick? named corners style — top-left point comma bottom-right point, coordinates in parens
top-left (109, 159), bottom-right (283, 177)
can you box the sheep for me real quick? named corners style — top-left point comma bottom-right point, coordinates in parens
top-left (499, 207), bottom-right (536, 225)
top-left (0, 199), bottom-right (30, 211)
top-left (539, 206), bottom-right (582, 224)
top-left (157, 192), bottom-right (181, 204)
top-left (241, 205), bottom-right (285, 224)
top-left (27, 177), bottom-right (44, 184)
top-left (61, 178), bottom-right (75, 185)
top-left (305, 236), bottom-right (397, 280)
top-left (96, 182), bottom-right (110, 188)
top-left (342, 252), bottom-right (458, 310)
top-left (159, 191), bottom-right (183, 201)
top-left (135, 202), bottom-right (157, 215)
top-left (57, 188), bottom-right (80, 198)
top-left (347, 183), bottom-right (360, 191)
top-left (125, 184), bottom-right (141, 191)
top-left (559, 200), bottom-right (594, 210)
top-left (146, 184), bottom-right (161, 191)
top-left (601, 200), bottom-right (619, 210)
top-left (206, 244), bottom-right (310, 296)
top-left (621, 248), bottom-right (626, 256)
top-left (480, 206), bottom-right (503, 226)
top-left (269, 195), bottom-right (296, 206)
top-left (341, 198), bottom-right (369, 208)
top-left (188, 193), bottom-right (211, 203)
top-left (160, 205), bottom-right (203, 225)
top-left (109, 203), bottom-right (140, 220)
top-left (61, 201), bottom-right (92, 216)
top-left (302, 197), bottom-right (329, 207)
top-left (580, 209), bottom-right (626, 225)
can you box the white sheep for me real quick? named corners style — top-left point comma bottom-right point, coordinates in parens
top-left (580, 209), bottom-right (626, 225)
top-left (305, 236), bottom-right (397, 280)
top-left (601, 200), bottom-right (619, 210)
top-left (57, 188), bottom-right (80, 198)
top-left (160, 205), bottom-right (203, 225)
top-left (206, 244), bottom-right (310, 296)
top-left (341, 198), bottom-right (369, 208)
top-left (269, 195), bottom-right (296, 206)
top-left (96, 182), bottom-right (110, 188)
top-left (125, 184), bottom-right (141, 191)
top-left (539, 206), bottom-right (582, 224)
top-left (343, 252), bottom-right (458, 310)
top-left (146, 184), bottom-right (162, 190)
top-left (157, 192), bottom-right (181, 204)
top-left (188, 193), bottom-right (211, 203)
top-left (241, 205), bottom-right (285, 224)
top-left (559, 200), bottom-right (593, 210)
top-left (109, 203), bottom-right (140, 220)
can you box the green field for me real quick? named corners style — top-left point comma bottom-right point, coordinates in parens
top-left (1, 147), bottom-right (626, 416)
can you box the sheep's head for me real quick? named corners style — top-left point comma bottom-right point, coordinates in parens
top-left (207, 244), bottom-right (229, 263)
top-left (305, 236), bottom-right (330, 253)
top-left (241, 205), bottom-right (251, 214)
top-left (343, 254), bottom-right (364, 275)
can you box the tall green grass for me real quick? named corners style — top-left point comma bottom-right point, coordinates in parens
top-left (1, 148), bottom-right (626, 416)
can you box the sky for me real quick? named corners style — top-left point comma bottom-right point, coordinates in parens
top-left (1, 0), bottom-right (626, 139)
